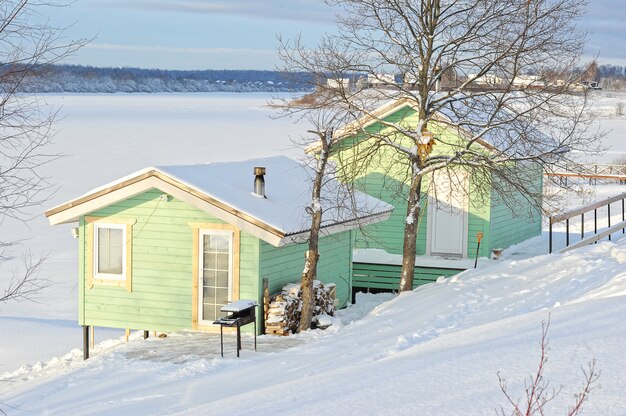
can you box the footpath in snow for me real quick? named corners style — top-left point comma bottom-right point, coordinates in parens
top-left (1, 235), bottom-right (625, 415)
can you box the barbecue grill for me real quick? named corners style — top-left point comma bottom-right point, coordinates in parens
top-left (213, 299), bottom-right (258, 357)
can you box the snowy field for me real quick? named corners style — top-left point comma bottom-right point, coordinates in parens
top-left (1, 92), bottom-right (626, 415)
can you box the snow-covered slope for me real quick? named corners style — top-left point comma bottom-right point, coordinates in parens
top-left (2, 238), bottom-right (625, 415)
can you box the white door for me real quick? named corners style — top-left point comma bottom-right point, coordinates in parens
top-left (428, 171), bottom-right (468, 257)
top-left (198, 229), bottom-right (233, 325)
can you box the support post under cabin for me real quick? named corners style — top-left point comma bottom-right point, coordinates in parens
top-left (83, 325), bottom-right (89, 360)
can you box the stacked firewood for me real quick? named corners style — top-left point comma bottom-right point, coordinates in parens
top-left (264, 280), bottom-right (336, 336)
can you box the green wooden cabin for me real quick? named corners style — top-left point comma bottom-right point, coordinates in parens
top-left (45, 156), bottom-right (392, 337)
top-left (326, 98), bottom-right (543, 293)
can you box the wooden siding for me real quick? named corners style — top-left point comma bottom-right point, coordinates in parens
top-left (79, 189), bottom-right (260, 332)
top-left (259, 230), bottom-right (353, 308)
top-left (466, 179), bottom-right (492, 259)
top-left (489, 199), bottom-right (542, 250)
top-left (353, 262), bottom-right (464, 291)
top-left (353, 173), bottom-right (428, 255)
top-left (489, 165), bottom-right (543, 251)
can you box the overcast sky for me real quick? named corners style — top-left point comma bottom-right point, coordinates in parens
top-left (48, 0), bottom-right (626, 70)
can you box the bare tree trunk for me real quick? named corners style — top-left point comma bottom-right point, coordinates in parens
top-left (299, 211), bottom-right (322, 332)
top-left (399, 171), bottom-right (422, 292)
top-left (298, 136), bottom-right (329, 332)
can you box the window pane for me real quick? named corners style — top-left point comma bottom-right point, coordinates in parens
top-left (202, 269), bottom-right (216, 287)
top-left (203, 286), bottom-right (216, 301)
top-left (204, 251), bottom-right (217, 269)
top-left (215, 288), bottom-right (228, 305)
top-left (203, 303), bottom-right (217, 321)
top-left (213, 235), bottom-right (229, 252)
top-left (216, 271), bottom-right (228, 288)
top-left (97, 227), bottom-right (123, 275)
top-left (216, 253), bottom-right (228, 270)
top-left (202, 235), bottom-right (215, 253)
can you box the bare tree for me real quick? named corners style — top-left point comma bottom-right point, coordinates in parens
top-left (279, 0), bottom-right (598, 292)
top-left (272, 89), bottom-right (379, 330)
top-left (275, 105), bottom-right (346, 331)
top-left (496, 317), bottom-right (600, 416)
top-left (581, 61), bottom-right (599, 83)
top-left (298, 128), bottom-right (331, 332)
top-left (1, 1), bottom-right (86, 304)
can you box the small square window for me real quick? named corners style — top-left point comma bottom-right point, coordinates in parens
top-left (94, 223), bottom-right (127, 280)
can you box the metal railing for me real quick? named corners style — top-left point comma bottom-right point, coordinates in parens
top-left (546, 164), bottom-right (626, 185)
top-left (549, 192), bottom-right (626, 253)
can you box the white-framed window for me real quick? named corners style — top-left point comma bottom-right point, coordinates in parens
top-left (85, 217), bottom-right (134, 291)
top-left (94, 223), bottom-right (127, 280)
top-left (198, 229), bottom-right (234, 323)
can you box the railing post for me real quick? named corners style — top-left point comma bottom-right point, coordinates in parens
top-left (549, 218), bottom-right (553, 254)
top-left (566, 218), bottom-right (570, 247)
top-left (623, 198), bottom-right (625, 234)
top-left (581, 213), bottom-right (584, 240)
top-left (594, 208), bottom-right (597, 243)
top-left (606, 204), bottom-right (611, 241)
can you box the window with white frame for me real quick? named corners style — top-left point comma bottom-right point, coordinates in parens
top-left (94, 223), bottom-right (126, 280)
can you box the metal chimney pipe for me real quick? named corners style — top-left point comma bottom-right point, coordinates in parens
top-left (253, 167), bottom-right (266, 198)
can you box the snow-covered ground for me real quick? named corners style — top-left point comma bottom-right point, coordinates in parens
top-left (577, 90), bottom-right (626, 164)
top-left (1, 92), bottom-right (626, 415)
top-left (2, 238), bottom-right (625, 415)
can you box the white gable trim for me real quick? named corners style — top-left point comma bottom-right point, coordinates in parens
top-left (46, 175), bottom-right (286, 246)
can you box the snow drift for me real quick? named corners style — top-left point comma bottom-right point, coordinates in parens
top-left (2, 236), bottom-right (625, 415)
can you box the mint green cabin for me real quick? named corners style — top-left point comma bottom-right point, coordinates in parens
top-left (329, 98), bottom-right (543, 293)
top-left (45, 156), bottom-right (392, 339)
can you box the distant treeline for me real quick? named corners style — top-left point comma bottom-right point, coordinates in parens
top-left (597, 64), bottom-right (626, 90)
top-left (17, 65), bottom-right (314, 93)
top-left (10, 63), bottom-right (626, 93)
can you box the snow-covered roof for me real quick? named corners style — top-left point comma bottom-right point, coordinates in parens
top-left (45, 156), bottom-right (393, 247)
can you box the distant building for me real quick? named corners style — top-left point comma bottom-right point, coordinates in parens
top-left (511, 75), bottom-right (543, 87)
top-left (403, 72), bottom-right (419, 86)
top-left (468, 73), bottom-right (503, 86)
top-left (326, 78), bottom-right (350, 90)
top-left (368, 73), bottom-right (396, 86)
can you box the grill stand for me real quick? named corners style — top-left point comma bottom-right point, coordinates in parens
top-left (214, 300), bottom-right (258, 358)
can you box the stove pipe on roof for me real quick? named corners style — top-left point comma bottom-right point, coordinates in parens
top-left (253, 167), bottom-right (266, 198)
